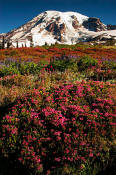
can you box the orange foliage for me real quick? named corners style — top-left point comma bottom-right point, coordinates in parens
top-left (0, 46), bottom-right (116, 62)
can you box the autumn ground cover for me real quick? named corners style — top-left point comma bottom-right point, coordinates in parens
top-left (1, 44), bottom-right (116, 61)
top-left (0, 44), bottom-right (116, 175)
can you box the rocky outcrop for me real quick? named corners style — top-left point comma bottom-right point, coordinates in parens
top-left (71, 15), bottom-right (80, 29)
top-left (46, 22), bottom-right (66, 42)
top-left (83, 17), bottom-right (107, 32)
top-left (86, 33), bottom-right (116, 44)
top-left (46, 22), bottom-right (66, 34)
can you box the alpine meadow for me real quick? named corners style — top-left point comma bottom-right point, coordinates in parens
top-left (0, 7), bottom-right (116, 175)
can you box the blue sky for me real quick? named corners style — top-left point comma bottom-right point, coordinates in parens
top-left (1, 0), bottom-right (116, 33)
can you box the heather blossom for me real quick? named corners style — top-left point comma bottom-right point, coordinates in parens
top-left (0, 80), bottom-right (115, 174)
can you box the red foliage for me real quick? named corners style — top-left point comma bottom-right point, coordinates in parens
top-left (1, 46), bottom-right (116, 63)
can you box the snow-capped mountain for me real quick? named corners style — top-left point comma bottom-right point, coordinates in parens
top-left (1, 10), bottom-right (116, 47)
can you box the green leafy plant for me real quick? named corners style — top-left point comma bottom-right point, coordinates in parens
top-left (47, 58), bottom-right (78, 72)
top-left (77, 56), bottom-right (98, 71)
top-left (0, 66), bottom-right (20, 76)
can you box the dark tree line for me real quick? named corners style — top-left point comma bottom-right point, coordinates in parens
top-left (0, 36), bottom-right (12, 49)
top-left (0, 36), bottom-right (5, 49)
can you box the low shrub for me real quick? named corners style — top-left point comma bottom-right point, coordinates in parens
top-left (19, 62), bottom-right (41, 75)
top-left (0, 65), bottom-right (20, 77)
top-left (0, 60), bottom-right (46, 77)
top-left (0, 81), bottom-right (115, 175)
top-left (77, 55), bottom-right (98, 71)
top-left (46, 57), bottom-right (78, 72)
top-left (86, 59), bottom-right (116, 81)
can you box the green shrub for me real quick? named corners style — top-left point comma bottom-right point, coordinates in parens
top-left (47, 59), bottom-right (78, 72)
top-left (103, 60), bottom-right (116, 70)
top-left (39, 60), bottom-right (48, 65)
top-left (0, 61), bottom-right (45, 77)
top-left (77, 56), bottom-right (98, 71)
top-left (19, 62), bottom-right (40, 75)
top-left (0, 66), bottom-right (20, 77)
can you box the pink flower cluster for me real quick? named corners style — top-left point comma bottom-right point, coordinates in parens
top-left (0, 80), bottom-right (115, 174)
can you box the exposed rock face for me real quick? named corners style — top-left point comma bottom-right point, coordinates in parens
top-left (107, 25), bottom-right (116, 30)
top-left (46, 20), bottom-right (66, 42)
top-left (46, 22), bottom-right (66, 35)
top-left (83, 17), bottom-right (107, 32)
top-left (71, 15), bottom-right (80, 29)
top-left (87, 34), bottom-right (110, 42)
top-left (56, 17), bottom-right (61, 22)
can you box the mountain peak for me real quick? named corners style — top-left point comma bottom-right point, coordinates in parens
top-left (1, 10), bottom-right (116, 47)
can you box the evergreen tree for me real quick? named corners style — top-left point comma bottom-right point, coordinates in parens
top-left (2, 36), bottom-right (5, 49)
top-left (16, 41), bottom-right (19, 48)
top-left (45, 42), bottom-right (48, 46)
top-left (0, 43), bottom-right (2, 49)
top-left (30, 36), bottom-right (33, 47)
top-left (7, 41), bottom-right (10, 49)
top-left (30, 41), bottom-right (33, 47)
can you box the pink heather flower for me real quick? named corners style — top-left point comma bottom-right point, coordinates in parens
top-left (106, 99), bottom-right (114, 105)
top-left (59, 116), bottom-right (67, 125)
top-left (105, 105), bottom-right (110, 109)
top-left (46, 170), bottom-right (50, 175)
top-left (97, 98), bottom-right (102, 102)
top-left (54, 157), bottom-right (61, 162)
top-left (72, 118), bottom-right (76, 121)
top-left (80, 141), bottom-right (86, 146)
top-left (18, 157), bottom-right (23, 162)
top-left (80, 165), bottom-right (83, 169)
top-left (104, 112), bottom-right (109, 117)
top-left (92, 103), bottom-right (97, 106)
top-left (90, 92), bottom-right (95, 96)
top-left (97, 153), bottom-right (100, 156)
top-left (56, 136), bottom-right (61, 141)
top-left (87, 87), bottom-right (91, 92)
top-left (22, 108), bottom-right (26, 113)
top-left (46, 137), bottom-right (51, 141)
top-left (99, 103), bottom-right (104, 107)
top-left (65, 149), bottom-right (70, 154)
top-left (11, 127), bottom-right (18, 135)
top-left (6, 115), bottom-right (11, 121)
top-left (54, 131), bottom-right (61, 136)
top-left (22, 140), bottom-right (28, 146)
top-left (95, 109), bottom-right (99, 113)
top-left (31, 152), bottom-right (35, 156)
top-left (79, 117), bottom-right (83, 121)
top-left (37, 158), bottom-right (41, 163)
top-left (44, 111), bottom-right (50, 117)
top-left (110, 122), bottom-right (116, 126)
top-left (37, 164), bottom-right (42, 171)
top-left (32, 137), bottom-right (36, 141)
top-left (61, 106), bottom-right (67, 111)
top-left (80, 157), bottom-right (86, 162)
top-left (89, 153), bottom-right (93, 157)
top-left (93, 114), bottom-right (97, 118)
top-left (34, 156), bottom-right (41, 163)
